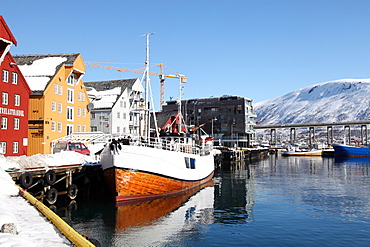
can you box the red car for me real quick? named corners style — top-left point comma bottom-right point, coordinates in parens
top-left (53, 142), bottom-right (90, 155)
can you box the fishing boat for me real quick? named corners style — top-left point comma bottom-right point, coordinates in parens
top-left (281, 145), bottom-right (323, 156)
top-left (100, 34), bottom-right (215, 203)
top-left (332, 143), bottom-right (370, 157)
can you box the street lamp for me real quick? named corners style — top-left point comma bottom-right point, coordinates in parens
top-left (211, 118), bottom-right (217, 137)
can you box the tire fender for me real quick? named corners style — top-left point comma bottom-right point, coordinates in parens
top-left (20, 172), bottom-right (33, 189)
top-left (46, 188), bottom-right (58, 204)
top-left (44, 170), bottom-right (57, 185)
top-left (67, 184), bottom-right (78, 200)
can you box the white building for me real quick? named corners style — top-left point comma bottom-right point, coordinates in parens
top-left (85, 79), bottom-right (144, 136)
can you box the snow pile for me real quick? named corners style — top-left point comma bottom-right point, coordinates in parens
top-left (1, 151), bottom-right (96, 170)
top-left (17, 57), bottom-right (68, 91)
top-left (254, 79), bottom-right (370, 125)
top-left (0, 152), bottom-right (96, 246)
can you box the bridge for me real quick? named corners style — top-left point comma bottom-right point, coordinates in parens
top-left (254, 120), bottom-right (370, 146)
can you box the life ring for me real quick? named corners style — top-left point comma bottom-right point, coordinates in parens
top-left (67, 184), bottom-right (78, 200)
top-left (20, 172), bottom-right (33, 189)
top-left (44, 170), bottom-right (57, 185)
top-left (45, 188), bottom-right (58, 204)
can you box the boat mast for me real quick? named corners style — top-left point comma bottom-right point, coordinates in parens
top-left (140, 32), bottom-right (156, 140)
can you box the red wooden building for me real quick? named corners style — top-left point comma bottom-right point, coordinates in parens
top-left (0, 16), bottom-right (31, 156)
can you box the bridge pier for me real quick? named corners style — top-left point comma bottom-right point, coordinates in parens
top-left (270, 129), bottom-right (277, 146)
top-left (344, 125), bottom-right (351, 145)
top-left (309, 127), bottom-right (315, 147)
top-left (361, 125), bottom-right (368, 145)
top-left (327, 126), bottom-right (333, 144)
top-left (290, 128), bottom-right (296, 144)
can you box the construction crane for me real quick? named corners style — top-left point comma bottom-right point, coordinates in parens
top-left (84, 62), bottom-right (187, 110)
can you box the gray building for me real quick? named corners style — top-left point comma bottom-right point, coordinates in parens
top-left (85, 79), bottom-right (144, 136)
top-left (162, 95), bottom-right (257, 148)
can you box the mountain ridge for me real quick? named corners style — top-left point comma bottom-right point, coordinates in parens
top-left (254, 79), bottom-right (370, 125)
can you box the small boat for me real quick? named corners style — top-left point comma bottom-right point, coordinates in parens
top-left (281, 146), bottom-right (323, 156)
top-left (100, 34), bottom-right (215, 203)
top-left (332, 143), bottom-right (370, 157)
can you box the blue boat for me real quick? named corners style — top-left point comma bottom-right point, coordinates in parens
top-left (332, 144), bottom-right (370, 157)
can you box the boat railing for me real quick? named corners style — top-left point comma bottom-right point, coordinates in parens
top-left (123, 136), bottom-right (213, 156)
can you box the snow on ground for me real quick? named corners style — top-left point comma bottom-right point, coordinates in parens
top-left (0, 151), bottom-right (96, 246)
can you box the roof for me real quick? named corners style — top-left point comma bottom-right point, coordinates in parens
top-left (13, 54), bottom-right (80, 93)
top-left (84, 79), bottom-right (140, 109)
top-left (0, 15), bottom-right (17, 45)
top-left (151, 111), bottom-right (178, 129)
top-left (84, 78), bottom-right (138, 92)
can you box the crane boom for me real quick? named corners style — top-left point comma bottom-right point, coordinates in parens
top-left (84, 62), bottom-right (187, 110)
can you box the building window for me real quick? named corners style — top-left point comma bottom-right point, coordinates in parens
top-left (2, 92), bottom-right (8, 105)
top-left (67, 106), bottom-right (74, 121)
top-left (67, 88), bottom-right (74, 103)
top-left (77, 107), bottom-right (81, 117)
top-left (14, 118), bottom-right (20, 130)
top-left (54, 84), bottom-right (58, 94)
top-left (58, 103), bottom-right (62, 113)
top-left (120, 101), bottom-right (123, 107)
top-left (52, 101), bottom-right (56, 112)
top-left (77, 125), bottom-right (81, 132)
top-left (68, 73), bottom-right (77, 86)
top-left (91, 113), bottom-right (95, 119)
top-left (117, 126), bottom-right (120, 133)
top-left (67, 124), bottom-right (73, 135)
top-left (82, 108), bottom-right (86, 117)
top-left (82, 125), bottom-right (86, 132)
top-left (12, 142), bottom-right (18, 153)
top-left (1, 117), bottom-right (8, 129)
top-left (14, 94), bottom-right (20, 106)
top-left (0, 142), bottom-right (6, 154)
top-left (117, 112), bottom-right (120, 118)
top-left (51, 121), bottom-right (56, 132)
top-left (12, 72), bottom-right (18, 85)
top-left (59, 85), bottom-right (63, 95)
top-left (2, 70), bottom-right (9, 82)
top-left (58, 122), bottom-right (62, 132)
top-left (78, 91), bottom-right (85, 102)
top-left (123, 113), bottom-right (126, 119)
top-left (91, 126), bottom-right (97, 132)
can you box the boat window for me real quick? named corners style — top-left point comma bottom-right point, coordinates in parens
top-left (185, 157), bottom-right (190, 168)
top-left (184, 157), bottom-right (195, 169)
top-left (190, 158), bottom-right (195, 169)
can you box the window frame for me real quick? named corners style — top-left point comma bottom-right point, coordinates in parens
top-left (14, 94), bottom-right (21, 106)
top-left (14, 118), bottom-right (20, 130)
top-left (12, 72), bottom-right (18, 85)
top-left (12, 142), bottom-right (19, 154)
top-left (2, 92), bottom-right (9, 105)
top-left (2, 70), bottom-right (9, 83)
top-left (1, 117), bottom-right (8, 129)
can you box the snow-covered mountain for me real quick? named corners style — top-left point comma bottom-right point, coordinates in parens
top-left (254, 79), bottom-right (370, 125)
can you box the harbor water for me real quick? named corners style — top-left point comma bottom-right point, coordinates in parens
top-left (55, 155), bottom-right (370, 246)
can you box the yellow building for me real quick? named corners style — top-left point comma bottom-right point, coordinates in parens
top-left (13, 54), bottom-right (91, 155)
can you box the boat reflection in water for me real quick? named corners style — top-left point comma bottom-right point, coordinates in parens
top-left (112, 181), bottom-right (214, 246)
top-left (334, 156), bottom-right (370, 166)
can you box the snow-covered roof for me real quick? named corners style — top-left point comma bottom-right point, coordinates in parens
top-left (89, 86), bottom-right (122, 109)
top-left (85, 78), bottom-right (142, 109)
top-left (13, 54), bottom-right (80, 92)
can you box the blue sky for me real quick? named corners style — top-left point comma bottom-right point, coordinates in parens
top-left (2, 0), bottom-right (370, 108)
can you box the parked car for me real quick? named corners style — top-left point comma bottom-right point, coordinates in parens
top-left (52, 142), bottom-right (90, 155)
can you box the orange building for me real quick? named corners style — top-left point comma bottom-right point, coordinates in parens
top-left (13, 54), bottom-right (91, 155)
top-left (0, 16), bottom-right (32, 156)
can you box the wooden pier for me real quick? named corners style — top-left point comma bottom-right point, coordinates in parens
top-left (6, 163), bottom-right (103, 204)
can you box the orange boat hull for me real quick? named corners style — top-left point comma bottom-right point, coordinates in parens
top-left (103, 168), bottom-right (214, 203)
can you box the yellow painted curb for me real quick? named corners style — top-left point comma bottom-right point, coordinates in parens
top-left (16, 185), bottom-right (95, 247)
